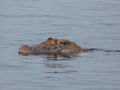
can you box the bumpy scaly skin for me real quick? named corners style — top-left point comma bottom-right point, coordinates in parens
top-left (18, 37), bottom-right (87, 55)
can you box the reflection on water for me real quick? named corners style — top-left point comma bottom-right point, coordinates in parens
top-left (44, 61), bottom-right (78, 78)
top-left (45, 63), bottom-right (71, 68)
top-left (46, 70), bottom-right (77, 74)
top-left (45, 63), bottom-right (75, 74)
top-left (19, 47), bottom-right (120, 61)
top-left (19, 52), bottom-right (79, 60)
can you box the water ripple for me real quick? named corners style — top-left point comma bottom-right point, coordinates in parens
top-left (87, 48), bottom-right (120, 53)
top-left (0, 64), bottom-right (21, 70)
top-left (0, 14), bottom-right (74, 19)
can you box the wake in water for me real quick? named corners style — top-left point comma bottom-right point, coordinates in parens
top-left (86, 48), bottom-right (120, 52)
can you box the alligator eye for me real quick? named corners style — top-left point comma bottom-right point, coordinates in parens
top-left (55, 40), bottom-right (58, 43)
top-left (48, 37), bottom-right (54, 40)
top-left (64, 41), bottom-right (70, 45)
top-left (53, 45), bottom-right (61, 49)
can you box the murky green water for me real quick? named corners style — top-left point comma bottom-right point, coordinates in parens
top-left (0, 0), bottom-right (120, 90)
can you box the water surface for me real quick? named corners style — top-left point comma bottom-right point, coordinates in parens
top-left (0, 0), bottom-right (120, 90)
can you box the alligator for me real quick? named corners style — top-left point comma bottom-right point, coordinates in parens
top-left (18, 37), bottom-right (87, 56)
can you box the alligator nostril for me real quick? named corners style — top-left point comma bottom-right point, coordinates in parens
top-left (18, 45), bottom-right (32, 54)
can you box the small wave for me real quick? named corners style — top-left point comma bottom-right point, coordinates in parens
top-left (46, 70), bottom-right (77, 74)
top-left (86, 48), bottom-right (120, 53)
top-left (0, 14), bottom-right (73, 19)
top-left (0, 64), bottom-right (21, 70)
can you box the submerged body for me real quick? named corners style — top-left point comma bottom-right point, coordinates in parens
top-left (19, 37), bottom-right (87, 55)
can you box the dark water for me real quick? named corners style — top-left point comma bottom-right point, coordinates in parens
top-left (0, 0), bottom-right (120, 90)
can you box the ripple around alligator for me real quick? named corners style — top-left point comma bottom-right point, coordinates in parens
top-left (18, 48), bottom-right (120, 61)
top-left (86, 48), bottom-right (120, 53)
